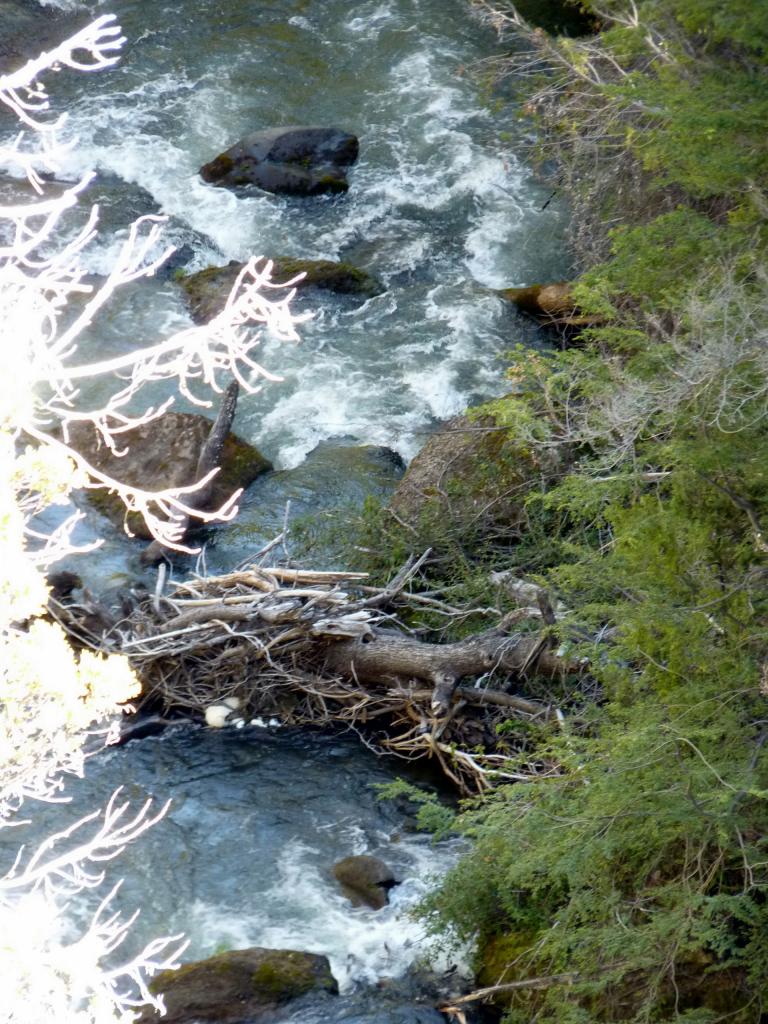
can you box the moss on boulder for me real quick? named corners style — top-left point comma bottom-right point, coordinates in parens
top-left (180, 258), bottom-right (384, 324)
top-left (388, 410), bottom-right (561, 539)
top-left (66, 412), bottom-right (271, 539)
top-left (474, 930), bottom-right (540, 1011)
top-left (137, 947), bottom-right (338, 1023)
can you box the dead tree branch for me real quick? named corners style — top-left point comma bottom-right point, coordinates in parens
top-left (54, 560), bottom-right (584, 792)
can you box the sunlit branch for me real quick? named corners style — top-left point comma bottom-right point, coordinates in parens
top-left (1, 790), bottom-right (169, 896)
top-left (0, 15), bottom-right (125, 132)
top-left (0, 16), bottom-right (310, 1019)
top-left (0, 798), bottom-right (188, 1020)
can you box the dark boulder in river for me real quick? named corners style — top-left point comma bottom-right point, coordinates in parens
top-left (137, 947), bottom-right (338, 1023)
top-left (65, 411), bottom-right (271, 540)
top-left (179, 257), bottom-right (383, 324)
top-left (199, 126), bottom-right (359, 196)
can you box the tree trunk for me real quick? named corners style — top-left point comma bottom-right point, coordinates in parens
top-left (323, 626), bottom-right (571, 713)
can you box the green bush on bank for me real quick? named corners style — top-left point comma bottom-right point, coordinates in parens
top-left (390, 1), bottom-right (768, 1019)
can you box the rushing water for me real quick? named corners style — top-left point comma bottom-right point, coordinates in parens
top-left (5, 0), bottom-right (569, 468)
top-left (2, 725), bottom-right (466, 1017)
top-left (3, 2), bottom-right (568, 1011)
top-left (5, 0), bottom-right (571, 582)
top-left (4, 0), bottom-right (571, 583)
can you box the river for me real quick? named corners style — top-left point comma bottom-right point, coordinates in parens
top-left (2, 0), bottom-right (568, 1015)
top-left (7, 0), bottom-right (569, 581)
top-left (2, 725), bottom-right (466, 1020)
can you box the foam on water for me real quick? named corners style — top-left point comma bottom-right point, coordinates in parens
top-left (3, 0), bottom-right (571, 483)
top-left (188, 835), bottom-right (465, 991)
top-left (0, 727), bottom-right (469, 996)
top-left (346, 6), bottom-right (398, 37)
top-left (35, 0), bottom-right (82, 9)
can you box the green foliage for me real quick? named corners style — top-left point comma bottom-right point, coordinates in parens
top-left (574, 209), bottom-right (727, 314)
top-left (628, 0), bottom-right (768, 54)
top-left (410, 0), bottom-right (768, 1020)
top-left (374, 779), bottom-right (457, 839)
top-left (613, 66), bottom-right (768, 199)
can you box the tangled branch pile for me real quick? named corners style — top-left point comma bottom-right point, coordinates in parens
top-left (52, 553), bottom-right (579, 792)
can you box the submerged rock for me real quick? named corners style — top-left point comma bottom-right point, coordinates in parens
top-left (179, 257), bottom-right (384, 324)
top-left (137, 947), bottom-right (338, 1024)
top-left (0, 0), bottom-right (88, 69)
top-left (65, 411), bottom-right (271, 540)
top-left (333, 854), bottom-right (398, 910)
top-left (211, 441), bottom-right (405, 575)
top-left (267, 985), bottom-right (450, 1024)
top-left (199, 126), bottom-right (359, 196)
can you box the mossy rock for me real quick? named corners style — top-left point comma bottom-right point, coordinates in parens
top-left (137, 947), bottom-right (338, 1023)
top-left (179, 257), bottom-right (384, 324)
top-left (66, 412), bottom-right (271, 540)
top-left (475, 930), bottom-right (540, 1010)
top-left (388, 411), bottom-right (561, 537)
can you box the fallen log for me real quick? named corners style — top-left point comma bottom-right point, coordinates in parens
top-left (323, 628), bottom-right (572, 714)
top-left (141, 378), bottom-right (241, 564)
top-left (52, 556), bottom-right (585, 792)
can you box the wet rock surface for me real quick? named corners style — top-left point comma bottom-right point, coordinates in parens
top-left (137, 947), bottom-right (338, 1023)
top-left (179, 257), bottom-right (383, 324)
top-left (333, 854), bottom-right (398, 910)
top-left (200, 126), bottom-right (359, 196)
top-left (64, 411), bottom-right (271, 539)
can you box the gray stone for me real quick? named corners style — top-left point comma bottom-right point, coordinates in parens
top-left (199, 126), bottom-right (359, 196)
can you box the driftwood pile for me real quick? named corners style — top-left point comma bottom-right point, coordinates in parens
top-left (52, 552), bottom-right (582, 792)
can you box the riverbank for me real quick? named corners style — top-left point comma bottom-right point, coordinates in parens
top-left (379, 1), bottom-right (768, 1020)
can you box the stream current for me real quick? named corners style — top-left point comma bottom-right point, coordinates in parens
top-left (2, 0), bottom-right (570, 1013)
top-left (4, 726), bottom-right (465, 1020)
top-left (6, 0), bottom-right (570, 581)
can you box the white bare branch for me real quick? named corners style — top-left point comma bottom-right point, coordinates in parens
top-left (0, 797), bottom-right (188, 1021)
top-left (1, 17), bottom-right (308, 559)
top-left (0, 17), bottom-right (310, 1020)
top-left (0, 15), bottom-right (125, 131)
